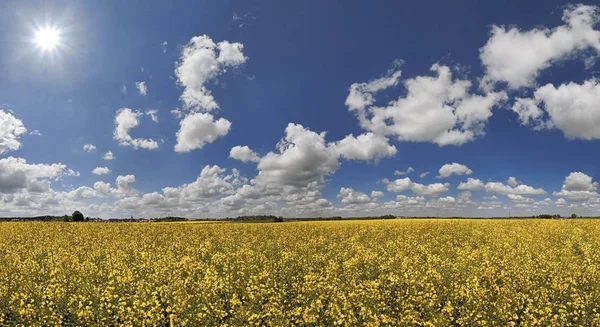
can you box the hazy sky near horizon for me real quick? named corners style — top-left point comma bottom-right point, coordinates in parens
top-left (1, 0), bottom-right (600, 218)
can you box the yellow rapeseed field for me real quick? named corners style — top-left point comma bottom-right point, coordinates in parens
top-left (1, 219), bottom-right (600, 326)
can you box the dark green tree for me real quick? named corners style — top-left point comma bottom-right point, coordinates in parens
top-left (571, 213), bottom-right (577, 218)
top-left (72, 211), bottom-right (84, 222)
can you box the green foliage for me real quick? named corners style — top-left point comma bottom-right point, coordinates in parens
top-left (72, 211), bottom-right (84, 222)
top-left (572, 213), bottom-right (577, 218)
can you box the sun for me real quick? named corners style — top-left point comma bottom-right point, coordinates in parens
top-left (34, 27), bottom-right (60, 51)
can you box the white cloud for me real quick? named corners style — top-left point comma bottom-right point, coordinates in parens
top-left (161, 41), bottom-right (168, 53)
top-left (553, 172), bottom-right (598, 201)
top-left (457, 178), bottom-right (484, 191)
top-left (0, 157), bottom-right (74, 194)
top-left (485, 181), bottom-right (546, 195)
top-left (383, 177), bottom-right (449, 197)
top-left (338, 187), bottom-right (371, 204)
top-left (480, 4), bottom-right (600, 89)
top-left (394, 167), bottom-right (414, 176)
top-left (170, 166), bottom-right (236, 199)
top-left (255, 123), bottom-right (339, 189)
top-left (510, 98), bottom-right (550, 130)
top-left (71, 175), bottom-right (138, 200)
top-left (29, 130), bottom-right (42, 136)
top-left (333, 132), bottom-right (397, 162)
top-left (507, 177), bottom-right (519, 187)
top-left (411, 182), bottom-right (450, 197)
top-left (457, 191), bottom-right (473, 204)
top-left (419, 172), bottom-right (430, 178)
top-left (507, 194), bottom-right (534, 203)
top-left (438, 162), bottom-right (473, 178)
top-left (174, 113), bottom-right (231, 153)
top-left (136, 81), bottom-right (147, 96)
top-left (92, 167), bottom-right (111, 176)
top-left (346, 64), bottom-right (507, 146)
top-left (146, 109), bottom-right (159, 123)
top-left (371, 190), bottom-right (384, 199)
top-left (113, 108), bottom-right (159, 150)
top-left (121, 85), bottom-right (127, 94)
top-left (0, 110), bottom-right (27, 154)
top-left (103, 151), bottom-right (115, 161)
top-left (562, 172), bottom-right (597, 191)
top-left (175, 35), bottom-right (247, 112)
top-left (152, 123), bottom-right (401, 216)
top-left (83, 144), bottom-right (96, 153)
top-left (384, 177), bottom-right (413, 193)
top-left (229, 145), bottom-right (260, 163)
top-left (345, 68), bottom-right (402, 116)
top-left (514, 80), bottom-right (600, 140)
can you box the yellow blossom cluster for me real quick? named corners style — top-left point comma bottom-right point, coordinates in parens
top-left (0, 219), bottom-right (599, 326)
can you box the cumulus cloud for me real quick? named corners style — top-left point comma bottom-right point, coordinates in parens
top-left (170, 35), bottom-right (247, 152)
top-left (411, 182), bottom-right (450, 196)
top-left (103, 151), bottom-right (115, 160)
top-left (0, 110), bottom-right (27, 154)
top-left (174, 113), bottom-right (231, 153)
top-left (136, 81), bottom-right (147, 96)
top-left (83, 144), bottom-right (96, 153)
top-left (485, 181), bottom-right (546, 196)
top-left (513, 80), bottom-right (600, 140)
top-left (229, 145), bottom-right (260, 163)
top-left (480, 4), bottom-right (600, 89)
top-left (161, 41), bottom-right (168, 53)
top-left (510, 98), bottom-right (550, 130)
top-left (29, 130), bottom-right (42, 136)
top-left (394, 167), bottom-right (414, 176)
top-left (92, 167), bottom-right (111, 176)
top-left (507, 194), bottom-right (534, 203)
top-left (338, 187), bottom-right (371, 204)
top-left (75, 175), bottom-right (138, 199)
top-left (346, 64), bottom-right (506, 146)
top-left (255, 123), bottom-right (340, 189)
top-left (457, 178), bottom-right (484, 191)
top-left (245, 124), bottom-right (397, 204)
top-left (438, 163), bottom-right (473, 178)
top-left (553, 172), bottom-right (598, 201)
top-left (175, 35), bottom-right (247, 112)
top-left (113, 108), bottom-right (159, 150)
top-left (333, 132), bottom-right (397, 162)
top-left (507, 177), bottom-right (520, 187)
top-left (122, 165), bottom-right (243, 212)
top-left (371, 190), bottom-right (384, 199)
top-left (383, 177), bottom-right (449, 197)
top-left (419, 172), bottom-right (430, 178)
top-left (0, 157), bottom-right (74, 194)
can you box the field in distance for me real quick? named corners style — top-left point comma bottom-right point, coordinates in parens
top-left (1, 219), bottom-right (599, 326)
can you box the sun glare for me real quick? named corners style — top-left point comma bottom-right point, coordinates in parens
top-left (34, 27), bottom-right (60, 51)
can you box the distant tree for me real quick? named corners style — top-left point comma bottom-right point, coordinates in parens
top-left (63, 214), bottom-right (71, 222)
top-left (571, 213), bottom-right (577, 218)
top-left (72, 211), bottom-right (84, 222)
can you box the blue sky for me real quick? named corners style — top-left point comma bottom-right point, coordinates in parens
top-left (0, 0), bottom-right (600, 218)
